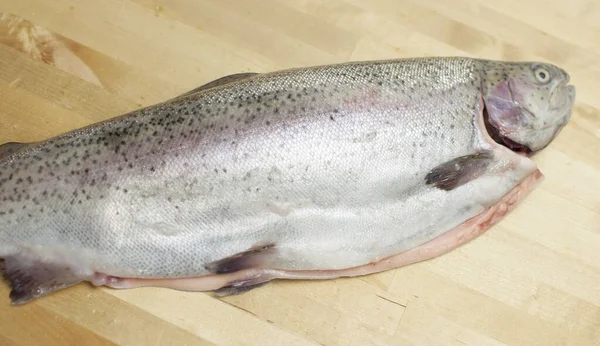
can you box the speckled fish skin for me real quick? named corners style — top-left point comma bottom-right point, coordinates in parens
top-left (0, 57), bottom-right (575, 302)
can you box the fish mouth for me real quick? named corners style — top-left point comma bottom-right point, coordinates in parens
top-left (482, 104), bottom-right (533, 156)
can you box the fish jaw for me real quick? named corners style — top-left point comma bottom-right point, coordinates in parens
top-left (480, 60), bottom-right (575, 155)
top-left (91, 169), bottom-right (543, 295)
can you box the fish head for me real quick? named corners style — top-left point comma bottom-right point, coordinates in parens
top-left (481, 61), bottom-right (576, 156)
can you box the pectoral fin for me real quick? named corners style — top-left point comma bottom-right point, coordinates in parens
top-left (425, 151), bottom-right (495, 191)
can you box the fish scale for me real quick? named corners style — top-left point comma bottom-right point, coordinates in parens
top-left (0, 56), bottom-right (575, 305)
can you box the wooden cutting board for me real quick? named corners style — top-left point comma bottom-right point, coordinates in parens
top-left (0, 1), bottom-right (598, 345)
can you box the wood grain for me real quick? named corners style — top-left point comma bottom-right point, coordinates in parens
top-left (0, 1), bottom-right (598, 345)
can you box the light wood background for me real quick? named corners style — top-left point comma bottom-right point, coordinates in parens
top-left (0, 1), bottom-right (599, 345)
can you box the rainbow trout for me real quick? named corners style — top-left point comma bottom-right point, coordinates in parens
top-left (0, 57), bottom-right (575, 304)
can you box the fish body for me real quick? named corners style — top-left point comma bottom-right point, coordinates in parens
top-left (0, 57), bottom-right (575, 304)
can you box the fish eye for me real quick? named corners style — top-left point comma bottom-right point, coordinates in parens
top-left (533, 66), bottom-right (551, 84)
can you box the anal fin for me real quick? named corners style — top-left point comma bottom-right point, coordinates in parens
top-left (425, 151), bottom-right (495, 191)
top-left (1, 255), bottom-right (85, 305)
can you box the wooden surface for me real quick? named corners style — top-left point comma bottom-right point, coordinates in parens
top-left (0, 1), bottom-right (599, 345)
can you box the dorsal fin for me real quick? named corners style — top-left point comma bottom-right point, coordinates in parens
top-left (176, 72), bottom-right (259, 99)
top-left (0, 142), bottom-right (29, 160)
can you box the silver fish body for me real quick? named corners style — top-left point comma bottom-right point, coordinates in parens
top-left (0, 57), bottom-right (575, 304)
